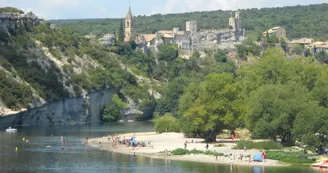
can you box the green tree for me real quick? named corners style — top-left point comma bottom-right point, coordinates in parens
top-left (280, 38), bottom-right (287, 53)
top-left (102, 94), bottom-right (127, 122)
top-left (235, 39), bottom-right (260, 59)
top-left (154, 113), bottom-right (180, 133)
top-left (215, 49), bottom-right (227, 63)
top-left (117, 19), bottom-right (125, 43)
top-left (180, 73), bottom-right (241, 142)
top-left (158, 44), bottom-right (178, 61)
top-left (246, 84), bottom-right (307, 145)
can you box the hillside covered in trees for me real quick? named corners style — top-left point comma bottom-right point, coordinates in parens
top-left (50, 3), bottom-right (328, 40)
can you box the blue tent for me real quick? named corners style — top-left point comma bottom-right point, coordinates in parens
top-left (253, 153), bottom-right (263, 162)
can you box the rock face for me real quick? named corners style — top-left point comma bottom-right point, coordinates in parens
top-left (0, 88), bottom-right (115, 127)
top-left (0, 12), bottom-right (43, 34)
top-left (192, 29), bottom-right (245, 51)
top-left (99, 34), bottom-right (116, 46)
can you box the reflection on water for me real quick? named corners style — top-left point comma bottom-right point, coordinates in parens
top-left (0, 122), bottom-right (321, 173)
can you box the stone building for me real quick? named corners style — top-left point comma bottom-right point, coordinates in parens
top-left (229, 11), bottom-right (241, 31)
top-left (124, 6), bottom-right (133, 43)
top-left (186, 20), bottom-right (197, 35)
top-left (312, 41), bottom-right (328, 53)
top-left (126, 6), bottom-right (245, 52)
top-left (263, 26), bottom-right (286, 39)
top-left (290, 38), bottom-right (313, 49)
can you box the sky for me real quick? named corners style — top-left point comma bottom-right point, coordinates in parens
top-left (0, 0), bottom-right (327, 20)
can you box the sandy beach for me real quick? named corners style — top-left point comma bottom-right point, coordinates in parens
top-left (89, 132), bottom-right (289, 167)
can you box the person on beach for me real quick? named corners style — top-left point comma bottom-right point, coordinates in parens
top-left (85, 137), bottom-right (89, 145)
top-left (262, 151), bottom-right (266, 162)
top-left (184, 141), bottom-right (187, 150)
top-left (206, 143), bottom-right (209, 150)
top-left (231, 130), bottom-right (235, 141)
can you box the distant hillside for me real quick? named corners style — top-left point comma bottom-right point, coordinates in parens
top-left (50, 3), bottom-right (328, 40)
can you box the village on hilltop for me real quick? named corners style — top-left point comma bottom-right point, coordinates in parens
top-left (97, 6), bottom-right (328, 58)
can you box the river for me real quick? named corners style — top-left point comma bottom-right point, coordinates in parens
top-left (0, 122), bottom-right (322, 173)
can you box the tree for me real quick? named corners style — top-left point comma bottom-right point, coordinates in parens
top-left (180, 73), bottom-right (241, 142)
top-left (117, 19), bottom-right (124, 43)
top-left (292, 102), bottom-right (328, 148)
top-left (102, 94), bottom-right (127, 122)
top-left (292, 44), bottom-right (304, 55)
top-left (280, 38), bottom-right (287, 53)
top-left (157, 44), bottom-right (178, 61)
top-left (215, 49), bottom-right (227, 63)
top-left (235, 39), bottom-right (260, 59)
top-left (246, 84), bottom-right (307, 145)
top-left (154, 113), bottom-right (180, 133)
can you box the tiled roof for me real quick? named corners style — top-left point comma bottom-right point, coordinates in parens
top-left (142, 34), bottom-right (156, 42)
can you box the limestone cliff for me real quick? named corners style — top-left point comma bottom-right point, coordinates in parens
top-left (0, 12), bottom-right (43, 34)
top-left (0, 88), bottom-right (115, 127)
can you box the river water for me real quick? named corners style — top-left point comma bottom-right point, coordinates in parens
top-left (0, 122), bottom-right (322, 173)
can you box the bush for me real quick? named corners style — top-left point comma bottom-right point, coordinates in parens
top-left (233, 140), bottom-right (283, 150)
top-left (49, 49), bottom-right (62, 60)
top-left (266, 151), bottom-right (315, 163)
top-left (171, 148), bottom-right (222, 156)
top-left (154, 113), bottom-right (180, 133)
top-left (102, 94), bottom-right (127, 122)
top-left (171, 148), bottom-right (189, 155)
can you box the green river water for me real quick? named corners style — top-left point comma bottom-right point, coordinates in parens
top-left (0, 122), bottom-right (323, 173)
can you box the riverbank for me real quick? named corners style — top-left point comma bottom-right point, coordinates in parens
top-left (89, 132), bottom-right (289, 167)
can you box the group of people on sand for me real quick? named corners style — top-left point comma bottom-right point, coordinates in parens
top-left (106, 135), bottom-right (153, 150)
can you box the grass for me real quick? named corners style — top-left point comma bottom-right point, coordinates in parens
top-left (266, 151), bottom-right (315, 163)
top-left (171, 148), bottom-right (224, 156)
top-left (214, 144), bottom-right (225, 147)
top-left (233, 140), bottom-right (283, 150)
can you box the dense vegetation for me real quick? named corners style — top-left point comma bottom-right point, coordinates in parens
top-left (0, 21), bottom-right (151, 116)
top-left (233, 141), bottom-right (283, 150)
top-left (266, 151), bottom-right (315, 163)
top-left (50, 3), bottom-right (328, 40)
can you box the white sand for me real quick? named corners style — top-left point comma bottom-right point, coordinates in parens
top-left (89, 132), bottom-right (289, 167)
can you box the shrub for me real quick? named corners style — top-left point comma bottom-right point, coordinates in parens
top-left (102, 94), bottom-right (127, 122)
top-left (266, 151), bottom-right (315, 163)
top-left (171, 148), bottom-right (190, 155)
top-left (154, 113), bottom-right (180, 133)
top-left (49, 49), bottom-right (62, 60)
top-left (233, 140), bottom-right (283, 150)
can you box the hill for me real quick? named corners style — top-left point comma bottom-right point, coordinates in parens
top-left (50, 3), bottom-right (328, 40)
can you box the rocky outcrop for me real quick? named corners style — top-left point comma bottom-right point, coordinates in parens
top-left (192, 29), bottom-right (245, 51)
top-left (0, 88), bottom-right (115, 127)
top-left (0, 12), bottom-right (43, 34)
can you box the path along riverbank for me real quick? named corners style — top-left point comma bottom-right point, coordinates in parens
top-left (89, 132), bottom-right (289, 167)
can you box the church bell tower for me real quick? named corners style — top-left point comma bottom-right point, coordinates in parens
top-left (124, 6), bottom-right (133, 43)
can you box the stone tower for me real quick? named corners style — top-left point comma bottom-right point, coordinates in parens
top-left (235, 11), bottom-right (241, 31)
top-left (229, 11), bottom-right (241, 31)
top-left (186, 20), bottom-right (197, 35)
top-left (125, 6), bottom-right (133, 43)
